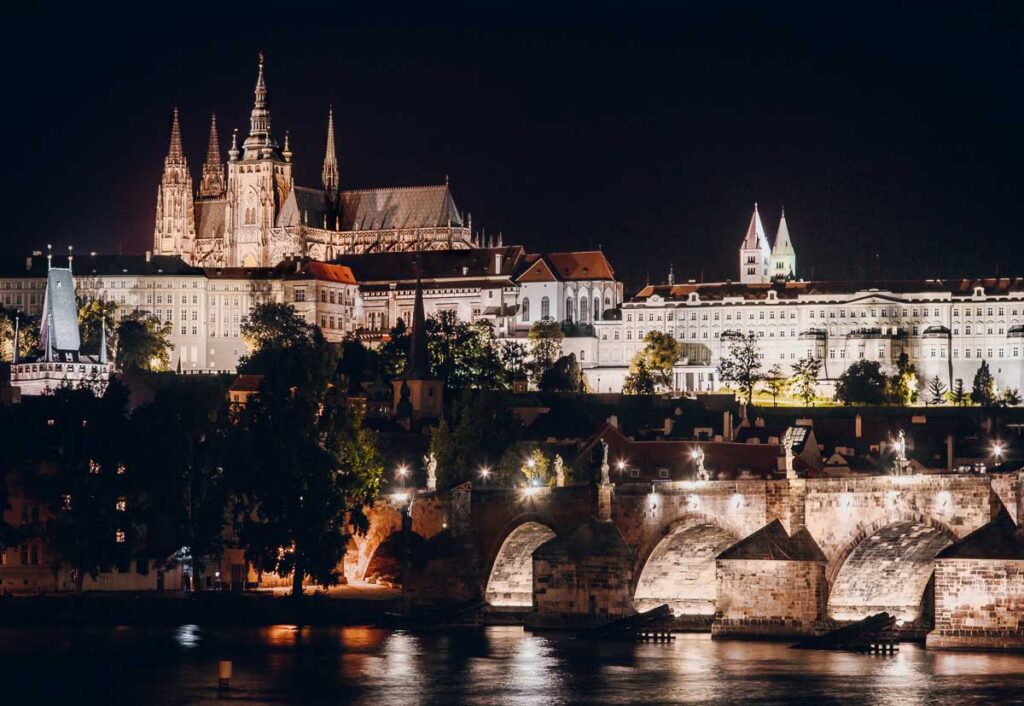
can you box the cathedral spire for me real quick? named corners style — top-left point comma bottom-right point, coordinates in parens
top-left (770, 207), bottom-right (797, 279)
top-left (243, 52), bottom-right (278, 160)
top-left (167, 107), bottom-right (185, 166)
top-left (199, 113), bottom-right (226, 198)
top-left (407, 269), bottom-right (430, 379)
top-left (322, 104), bottom-right (339, 196)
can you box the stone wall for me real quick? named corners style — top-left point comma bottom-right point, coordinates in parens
top-left (712, 559), bottom-right (827, 638)
top-left (990, 473), bottom-right (1020, 524)
top-left (927, 559), bottom-right (1024, 651)
top-left (531, 520), bottom-right (634, 629)
top-left (485, 521), bottom-right (556, 607)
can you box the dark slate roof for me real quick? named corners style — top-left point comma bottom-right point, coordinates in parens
top-left (937, 508), bottom-right (1024, 560)
top-left (195, 199), bottom-right (228, 239)
top-left (534, 517), bottom-right (632, 559)
top-left (0, 254), bottom-right (204, 278)
top-left (334, 246), bottom-right (527, 283)
top-left (630, 277), bottom-right (1024, 303)
top-left (279, 184), bottom-right (464, 231)
top-left (717, 520), bottom-right (827, 561)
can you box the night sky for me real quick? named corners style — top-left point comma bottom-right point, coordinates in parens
top-left (2, 2), bottom-right (1021, 292)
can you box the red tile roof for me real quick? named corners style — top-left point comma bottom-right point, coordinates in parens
top-left (517, 251), bottom-right (616, 283)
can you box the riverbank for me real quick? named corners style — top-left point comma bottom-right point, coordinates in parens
top-left (0, 584), bottom-right (402, 627)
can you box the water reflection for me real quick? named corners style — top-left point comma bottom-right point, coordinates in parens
top-left (1, 626), bottom-right (1024, 705)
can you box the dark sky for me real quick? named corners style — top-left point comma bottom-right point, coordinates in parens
top-left (2, 2), bottom-right (1021, 292)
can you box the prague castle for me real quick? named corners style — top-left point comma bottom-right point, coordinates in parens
top-left (153, 55), bottom-right (472, 268)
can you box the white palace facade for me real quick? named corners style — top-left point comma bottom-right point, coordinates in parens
top-left (586, 206), bottom-right (1024, 396)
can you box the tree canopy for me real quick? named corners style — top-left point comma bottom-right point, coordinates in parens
top-left (717, 332), bottom-right (762, 405)
top-left (115, 312), bottom-right (173, 372)
top-left (834, 360), bottom-right (888, 405)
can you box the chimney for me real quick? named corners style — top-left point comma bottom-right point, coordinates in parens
top-left (145, 250), bottom-right (152, 263)
top-left (607, 414), bottom-right (618, 429)
top-left (723, 410), bottom-right (733, 441)
top-left (25, 256), bottom-right (32, 272)
top-left (946, 434), bottom-right (954, 472)
top-left (495, 253), bottom-right (503, 273)
top-left (663, 418), bottom-right (674, 436)
top-left (855, 413), bottom-right (862, 438)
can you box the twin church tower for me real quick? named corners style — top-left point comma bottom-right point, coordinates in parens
top-left (153, 54), bottom-right (472, 268)
top-left (738, 204), bottom-right (796, 284)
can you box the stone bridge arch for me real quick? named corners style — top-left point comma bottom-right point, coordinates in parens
top-left (826, 512), bottom-right (957, 624)
top-left (483, 515), bottom-right (557, 607)
top-left (631, 512), bottom-right (741, 615)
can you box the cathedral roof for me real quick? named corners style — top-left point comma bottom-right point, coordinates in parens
top-left (40, 267), bottom-right (81, 355)
top-left (195, 199), bottom-right (228, 239)
top-left (278, 184), bottom-right (464, 232)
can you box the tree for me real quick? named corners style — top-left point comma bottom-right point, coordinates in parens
top-left (539, 353), bottom-right (584, 392)
top-left (971, 360), bottom-right (996, 407)
top-left (241, 301), bottom-right (315, 351)
top-left (21, 382), bottom-right (135, 591)
top-left (129, 379), bottom-right (231, 587)
top-left (428, 390), bottom-right (523, 488)
top-left (834, 360), bottom-right (888, 405)
top-left (229, 305), bottom-right (384, 596)
top-left (888, 352), bottom-right (919, 405)
top-left (717, 332), bottom-right (763, 405)
top-left (527, 319), bottom-right (564, 384)
top-left (78, 299), bottom-right (118, 356)
top-left (377, 318), bottom-right (409, 381)
top-left (495, 444), bottom-right (551, 487)
top-left (630, 331), bottom-right (681, 391)
top-left (763, 364), bottom-right (789, 406)
top-left (1001, 388), bottom-right (1022, 407)
top-left (791, 356), bottom-right (822, 406)
top-left (927, 376), bottom-right (947, 406)
top-left (950, 378), bottom-right (968, 406)
top-left (0, 308), bottom-right (39, 362)
top-left (115, 312), bottom-right (173, 372)
top-left (623, 358), bottom-right (657, 395)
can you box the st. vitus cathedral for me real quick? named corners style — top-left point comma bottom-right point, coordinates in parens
top-left (153, 54), bottom-right (475, 267)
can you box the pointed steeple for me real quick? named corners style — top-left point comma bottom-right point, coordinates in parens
top-left (741, 203), bottom-right (770, 251)
top-left (153, 108), bottom-right (196, 255)
top-left (407, 270), bottom-right (430, 379)
top-left (322, 104), bottom-right (339, 196)
top-left (167, 107), bottom-right (185, 166)
top-left (242, 52), bottom-right (279, 160)
top-left (199, 113), bottom-right (226, 198)
top-left (770, 207), bottom-right (797, 279)
top-left (739, 203), bottom-right (772, 284)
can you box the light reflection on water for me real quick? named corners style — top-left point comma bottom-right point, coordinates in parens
top-left (1, 625), bottom-right (1023, 705)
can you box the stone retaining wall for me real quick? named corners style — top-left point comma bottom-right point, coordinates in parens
top-left (712, 559), bottom-right (827, 639)
top-left (927, 558), bottom-right (1024, 651)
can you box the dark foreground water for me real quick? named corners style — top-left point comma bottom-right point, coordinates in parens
top-left (1, 625), bottom-right (1023, 705)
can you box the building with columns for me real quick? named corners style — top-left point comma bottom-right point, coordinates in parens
top-left (153, 55), bottom-right (474, 268)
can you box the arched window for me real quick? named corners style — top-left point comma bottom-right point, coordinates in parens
top-left (522, 297), bottom-right (530, 322)
top-left (580, 297), bottom-right (590, 323)
top-left (594, 297), bottom-right (601, 321)
top-left (566, 297), bottom-right (574, 322)
top-left (541, 296), bottom-right (550, 319)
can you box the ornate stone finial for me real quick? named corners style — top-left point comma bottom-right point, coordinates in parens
top-left (228, 128), bottom-right (240, 162)
top-left (599, 439), bottom-right (610, 486)
top-left (282, 130), bottom-right (292, 162)
top-left (423, 452), bottom-right (438, 492)
top-left (554, 454), bottom-right (565, 488)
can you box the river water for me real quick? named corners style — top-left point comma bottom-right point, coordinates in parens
top-left (1, 625), bottom-right (1023, 705)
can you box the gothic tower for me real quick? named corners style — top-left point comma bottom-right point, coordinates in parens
top-left (322, 104), bottom-right (339, 199)
top-left (225, 53), bottom-right (293, 267)
top-left (198, 113), bottom-right (226, 198)
top-left (739, 203), bottom-right (772, 284)
top-left (153, 108), bottom-right (196, 258)
top-left (770, 207), bottom-right (797, 280)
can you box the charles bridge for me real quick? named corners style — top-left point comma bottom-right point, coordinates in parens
top-left (344, 471), bottom-right (1024, 649)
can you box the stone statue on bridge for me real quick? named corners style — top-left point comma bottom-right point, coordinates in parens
top-left (692, 447), bottom-right (710, 481)
top-left (554, 454), bottom-right (565, 487)
top-left (424, 452), bottom-right (438, 491)
top-left (892, 430), bottom-right (910, 476)
top-left (599, 440), bottom-right (611, 485)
